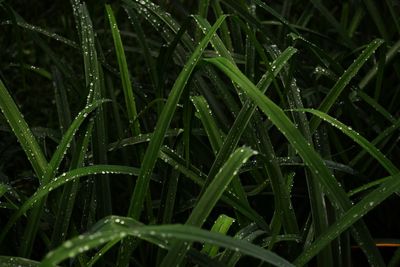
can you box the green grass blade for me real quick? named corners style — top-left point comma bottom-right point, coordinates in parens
top-left (40, 216), bottom-right (294, 267)
top-left (0, 79), bottom-right (47, 180)
top-left (0, 164), bottom-right (140, 241)
top-left (300, 109), bottom-right (399, 175)
top-left (205, 56), bottom-right (385, 266)
top-left (310, 39), bottom-right (384, 132)
top-left (201, 214), bottom-right (235, 257)
top-left (160, 147), bottom-right (257, 266)
top-left (106, 4), bottom-right (141, 135)
top-left (45, 100), bottom-right (109, 182)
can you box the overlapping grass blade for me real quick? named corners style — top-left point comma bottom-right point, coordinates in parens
top-left (40, 216), bottom-right (294, 267)
top-left (161, 147), bottom-right (256, 266)
top-left (295, 172), bottom-right (400, 266)
top-left (1, 164), bottom-right (140, 239)
top-left (206, 56), bottom-right (385, 266)
top-left (159, 146), bottom-right (268, 228)
top-left (310, 39), bottom-right (384, 132)
top-left (0, 99), bottom-right (108, 244)
top-left (204, 47), bottom-right (298, 234)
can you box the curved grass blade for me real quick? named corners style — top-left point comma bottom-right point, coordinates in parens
top-left (107, 129), bottom-right (183, 152)
top-left (300, 109), bottom-right (399, 175)
top-left (17, 99), bottom-right (108, 255)
top-left (0, 20), bottom-right (78, 48)
top-left (40, 216), bottom-right (294, 267)
top-left (310, 39), bottom-right (384, 133)
top-left (205, 57), bottom-right (385, 266)
top-left (106, 4), bottom-right (141, 135)
top-left (160, 147), bottom-right (257, 267)
top-left (0, 99), bottom-right (108, 245)
top-left (45, 99), bottom-right (109, 183)
top-left (0, 164), bottom-right (140, 244)
top-left (351, 118), bottom-right (400, 167)
top-left (0, 79), bottom-right (47, 179)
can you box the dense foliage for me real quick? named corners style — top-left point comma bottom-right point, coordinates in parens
top-left (0, 0), bottom-right (399, 266)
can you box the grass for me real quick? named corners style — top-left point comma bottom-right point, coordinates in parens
top-left (0, 0), bottom-right (399, 266)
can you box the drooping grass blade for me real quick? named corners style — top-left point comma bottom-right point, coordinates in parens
top-left (206, 57), bottom-right (385, 266)
top-left (40, 216), bottom-right (294, 267)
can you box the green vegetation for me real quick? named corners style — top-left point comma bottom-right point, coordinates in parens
top-left (0, 0), bottom-right (399, 266)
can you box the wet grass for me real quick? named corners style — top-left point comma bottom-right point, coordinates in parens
top-left (0, 0), bottom-right (399, 266)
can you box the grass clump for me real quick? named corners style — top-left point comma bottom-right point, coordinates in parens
top-left (0, 0), bottom-right (399, 266)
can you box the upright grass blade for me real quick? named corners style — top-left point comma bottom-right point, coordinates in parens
top-left (0, 79), bottom-right (47, 180)
top-left (40, 216), bottom-right (294, 267)
top-left (106, 4), bottom-right (141, 136)
top-left (206, 57), bottom-right (385, 266)
top-left (115, 15), bottom-right (228, 267)
top-left (126, 14), bottom-right (227, 221)
top-left (310, 39), bottom-right (384, 132)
